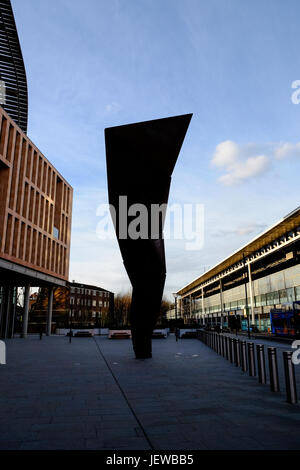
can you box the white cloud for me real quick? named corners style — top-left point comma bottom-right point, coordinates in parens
top-left (212, 139), bottom-right (300, 185)
top-left (212, 140), bottom-right (269, 186)
top-left (105, 101), bottom-right (121, 113)
top-left (212, 140), bottom-right (239, 167)
top-left (212, 222), bottom-right (267, 237)
top-left (212, 140), bottom-right (270, 185)
top-left (219, 154), bottom-right (269, 186)
top-left (274, 142), bottom-right (300, 160)
top-left (236, 223), bottom-right (267, 235)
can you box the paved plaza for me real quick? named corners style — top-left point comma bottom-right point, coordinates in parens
top-left (0, 334), bottom-right (300, 450)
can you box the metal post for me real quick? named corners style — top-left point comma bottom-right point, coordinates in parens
top-left (217, 334), bottom-right (221, 355)
top-left (227, 336), bottom-right (231, 361)
top-left (219, 279), bottom-right (224, 332)
top-left (69, 305), bottom-right (73, 344)
top-left (235, 339), bottom-right (240, 367)
top-left (241, 341), bottom-right (247, 372)
top-left (219, 334), bottom-right (223, 356)
top-left (247, 262), bottom-right (255, 326)
top-left (243, 253), bottom-right (251, 339)
top-left (226, 336), bottom-right (230, 360)
top-left (230, 338), bottom-right (235, 363)
top-left (283, 351), bottom-right (298, 404)
top-left (46, 286), bottom-right (54, 336)
top-left (21, 284), bottom-right (30, 339)
top-left (268, 347), bottom-right (280, 392)
top-left (175, 296), bottom-right (178, 342)
top-left (247, 342), bottom-right (256, 376)
top-left (256, 344), bottom-right (266, 384)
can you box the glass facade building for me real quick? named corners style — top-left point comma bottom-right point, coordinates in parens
top-left (177, 207), bottom-right (300, 333)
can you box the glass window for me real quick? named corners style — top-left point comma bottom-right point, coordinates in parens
top-left (261, 294), bottom-right (267, 306)
top-left (287, 287), bottom-right (295, 303)
top-left (266, 292), bottom-right (275, 305)
top-left (53, 226), bottom-right (59, 239)
top-left (273, 291), bottom-right (280, 304)
top-left (279, 289), bottom-right (288, 303)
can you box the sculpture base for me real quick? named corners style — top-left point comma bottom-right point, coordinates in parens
top-left (132, 329), bottom-right (153, 360)
top-left (135, 353), bottom-right (152, 359)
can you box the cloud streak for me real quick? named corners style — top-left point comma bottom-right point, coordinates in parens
top-left (212, 139), bottom-right (300, 185)
top-left (212, 140), bottom-right (270, 185)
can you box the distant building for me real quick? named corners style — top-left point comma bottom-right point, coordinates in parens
top-left (29, 282), bottom-right (114, 332)
top-left (69, 282), bottom-right (114, 328)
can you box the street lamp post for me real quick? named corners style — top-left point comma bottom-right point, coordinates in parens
top-left (69, 304), bottom-right (73, 344)
top-left (173, 293), bottom-right (179, 342)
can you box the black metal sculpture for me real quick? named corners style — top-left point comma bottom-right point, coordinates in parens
top-left (105, 114), bottom-right (192, 358)
top-left (0, 0), bottom-right (28, 133)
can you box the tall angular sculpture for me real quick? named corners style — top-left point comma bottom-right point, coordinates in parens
top-left (105, 114), bottom-right (192, 358)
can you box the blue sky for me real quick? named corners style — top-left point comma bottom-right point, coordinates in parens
top-left (12, 0), bottom-right (300, 299)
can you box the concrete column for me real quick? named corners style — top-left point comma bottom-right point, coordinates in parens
top-left (189, 294), bottom-right (192, 320)
top-left (201, 288), bottom-right (205, 324)
top-left (219, 279), bottom-right (224, 328)
top-left (8, 287), bottom-right (17, 339)
top-left (46, 286), bottom-right (54, 336)
top-left (247, 262), bottom-right (255, 324)
top-left (0, 285), bottom-right (11, 339)
top-left (22, 285), bottom-right (30, 338)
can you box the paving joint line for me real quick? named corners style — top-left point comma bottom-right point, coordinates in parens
top-left (92, 337), bottom-right (155, 451)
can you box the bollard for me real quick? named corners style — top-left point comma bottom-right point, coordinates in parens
top-left (241, 341), bottom-right (247, 372)
top-left (221, 335), bottom-right (225, 357)
top-left (224, 336), bottom-right (229, 360)
top-left (219, 334), bottom-right (223, 356)
top-left (256, 344), bottom-right (266, 384)
top-left (235, 339), bottom-right (240, 367)
top-left (247, 342), bottom-right (256, 376)
top-left (230, 338), bottom-right (235, 363)
top-left (268, 347), bottom-right (280, 392)
top-left (227, 336), bottom-right (231, 361)
top-left (283, 351), bottom-right (298, 404)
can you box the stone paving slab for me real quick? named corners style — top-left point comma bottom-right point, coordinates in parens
top-left (0, 335), bottom-right (300, 450)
